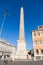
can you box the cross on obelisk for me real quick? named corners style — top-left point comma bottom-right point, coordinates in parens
top-left (15, 7), bottom-right (27, 60)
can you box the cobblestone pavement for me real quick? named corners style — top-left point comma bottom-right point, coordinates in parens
top-left (0, 60), bottom-right (43, 65)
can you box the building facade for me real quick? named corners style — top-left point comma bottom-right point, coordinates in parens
top-left (32, 26), bottom-right (43, 61)
top-left (0, 38), bottom-right (16, 61)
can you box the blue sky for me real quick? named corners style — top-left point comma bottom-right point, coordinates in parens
top-left (0, 0), bottom-right (43, 50)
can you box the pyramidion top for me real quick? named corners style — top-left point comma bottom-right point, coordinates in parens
top-left (21, 7), bottom-right (24, 12)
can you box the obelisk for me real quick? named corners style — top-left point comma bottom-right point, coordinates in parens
top-left (15, 7), bottom-right (27, 59)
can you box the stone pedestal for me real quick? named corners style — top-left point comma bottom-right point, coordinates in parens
top-left (15, 40), bottom-right (27, 59)
top-left (34, 56), bottom-right (36, 61)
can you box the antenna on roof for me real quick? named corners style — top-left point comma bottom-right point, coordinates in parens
top-left (0, 9), bottom-right (9, 37)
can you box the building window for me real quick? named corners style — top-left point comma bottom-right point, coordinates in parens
top-left (35, 41), bottom-right (37, 44)
top-left (41, 31), bottom-right (43, 36)
top-left (34, 33), bottom-right (36, 36)
top-left (40, 40), bottom-right (42, 44)
top-left (38, 40), bottom-right (40, 44)
top-left (36, 49), bottom-right (39, 54)
top-left (41, 50), bottom-right (43, 53)
top-left (38, 32), bottom-right (40, 36)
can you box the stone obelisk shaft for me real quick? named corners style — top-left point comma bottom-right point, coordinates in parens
top-left (19, 7), bottom-right (25, 40)
top-left (15, 7), bottom-right (27, 59)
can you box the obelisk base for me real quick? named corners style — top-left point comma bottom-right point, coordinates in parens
top-left (15, 40), bottom-right (27, 60)
top-left (15, 55), bottom-right (27, 60)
